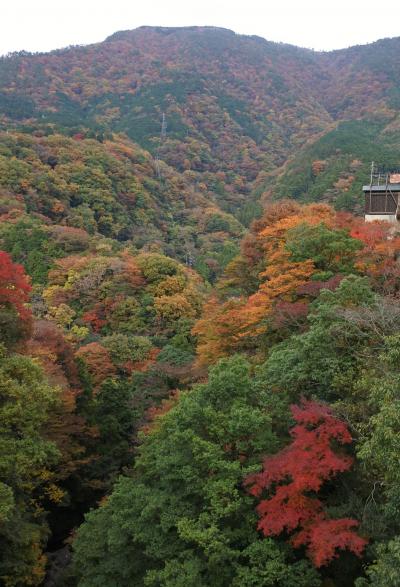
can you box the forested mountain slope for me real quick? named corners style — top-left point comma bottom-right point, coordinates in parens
top-left (1, 27), bottom-right (400, 587)
top-left (72, 202), bottom-right (400, 587)
top-left (0, 131), bottom-right (243, 280)
top-left (1, 27), bottom-right (400, 223)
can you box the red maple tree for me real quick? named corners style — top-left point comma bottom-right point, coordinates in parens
top-left (0, 250), bottom-right (31, 319)
top-left (0, 250), bottom-right (32, 344)
top-left (246, 400), bottom-right (367, 567)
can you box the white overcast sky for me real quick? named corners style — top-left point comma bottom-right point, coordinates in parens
top-left (1, 0), bottom-right (399, 56)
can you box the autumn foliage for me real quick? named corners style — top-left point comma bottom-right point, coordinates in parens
top-left (194, 201), bottom-right (400, 366)
top-left (2, 25), bottom-right (400, 585)
top-left (246, 400), bottom-right (367, 567)
top-left (0, 251), bottom-right (31, 320)
top-left (351, 221), bottom-right (400, 294)
top-left (0, 250), bottom-right (32, 344)
top-left (75, 342), bottom-right (117, 388)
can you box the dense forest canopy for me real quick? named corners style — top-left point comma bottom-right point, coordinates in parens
top-left (1, 26), bottom-right (400, 587)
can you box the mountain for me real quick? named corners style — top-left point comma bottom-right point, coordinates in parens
top-left (0, 130), bottom-right (244, 281)
top-left (2, 27), bottom-right (400, 586)
top-left (1, 28), bottom-right (400, 214)
top-left (1, 27), bottom-right (400, 275)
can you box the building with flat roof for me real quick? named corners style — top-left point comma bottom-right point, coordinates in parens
top-left (363, 163), bottom-right (400, 222)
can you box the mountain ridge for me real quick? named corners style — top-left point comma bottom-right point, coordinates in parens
top-left (1, 26), bottom-right (400, 265)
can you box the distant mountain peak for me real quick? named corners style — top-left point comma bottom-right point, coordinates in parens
top-left (105, 25), bottom-right (236, 42)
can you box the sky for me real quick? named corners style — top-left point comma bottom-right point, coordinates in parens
top-left (1, 0), bottom-right (399, 56)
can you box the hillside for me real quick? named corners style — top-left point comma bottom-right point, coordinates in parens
top-left (1, 27), bottom-right (400, 587)
top-left (1, 27), bottom-right (400, 226)
top-left (0, 131), bottom-right (243, 281)
top-left (261, 117), bottom-right (400, 212)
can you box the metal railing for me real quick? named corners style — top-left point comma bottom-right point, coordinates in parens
top-left (369, 162), bottom-right (400, 186)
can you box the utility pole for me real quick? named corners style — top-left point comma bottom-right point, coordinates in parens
top-left (160, 112), bottom-right (167, 140)
top-left (155, 112), bottom-right (167, 179)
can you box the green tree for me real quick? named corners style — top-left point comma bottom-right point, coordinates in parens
top-left (73, 356), bottom-right (320, 586)
top-left (1, 220), bottom-right (63, 284)
top-left (353, 335), bottom-right (400, 584)
top-left (79, 377), bottom-right (138, 491)
top-left (261, 276), bottom-right (376, 400)
top-left (0, 346), bottom-right (60, 586)
top-left (285, 222), bottom-right (362, 279)
top-left (356, 538), bottom-right (400, 587)
top-left (102, 334), bottom-right (152, 366)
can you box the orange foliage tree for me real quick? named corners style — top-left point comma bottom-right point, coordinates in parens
top-left (75, 342), bottom-right (117, 389)
top-left (350, 220), bottom-right (400, 295)
top-left (193, 203), bottom-right (337, 365)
